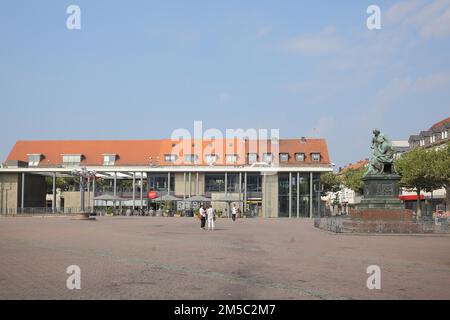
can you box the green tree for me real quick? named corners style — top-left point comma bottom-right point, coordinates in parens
top-left (395, 147), bottom-right (443, 217)
top-left (341, 167), bottom-right (365, 195)
top-left (320, 172), bottom-right (342, 195)
top-left (433, 144), bottom-right (450, 210)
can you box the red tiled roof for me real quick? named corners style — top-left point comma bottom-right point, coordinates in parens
top-left (339, 159), bottom-right (369, 174)
top-left (431, 116), bottom-right (450, 129)
top-left (5, 138), bottom-right (331, 167)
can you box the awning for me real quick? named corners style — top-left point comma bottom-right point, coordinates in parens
top-left (94, 194), bottom-right (127, 202)
top-left (399, 195), bottom-right (425, 201)
top-left (152, 194), bottom-right (182, 202)
top-left (185, 195), bottom-right (212, 202)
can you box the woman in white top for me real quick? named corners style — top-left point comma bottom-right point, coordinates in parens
top-left (207, 206), bottom-right (215, 231)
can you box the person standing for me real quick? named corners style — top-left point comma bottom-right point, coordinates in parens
top-left (207, 205), bottom-right (215, 231)
top-left (231, 204), bottom-right (237, 222)
top-left (199, 205), bottom-right (206, 230)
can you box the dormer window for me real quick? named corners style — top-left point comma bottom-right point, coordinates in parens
top-left (205, 154), bottom-right (218, 164)
top-left (263, 153), bottom-right (273, 163)
top-left (28, 154), bottom-right (42, 167)
top-left (295, 153), bottom-right (305, 162)
top-left (279, 153), bottom-right (289, 162)
top-left (184, 154), bottom-right (198, 163)
top-left (226, 154), bottom-right (238, 163)
top-left (312, 153), bottom-right (321, 162)
top-left (164, 154), bottom-right (177, 162)
top-left (247, 153), bottom-right (258, 164)
top-left (62, 154), bottom-right (82, 166)
top-left (103, 154), bottom-right (117, 166)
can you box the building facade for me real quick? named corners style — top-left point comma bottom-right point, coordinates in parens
top-left (0, 138), bottom-right (333, 218)
top-left (402, 117), bottom-right (450, 212)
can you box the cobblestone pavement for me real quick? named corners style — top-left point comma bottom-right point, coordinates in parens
top-left (1, 216), bottom-right (449, 300)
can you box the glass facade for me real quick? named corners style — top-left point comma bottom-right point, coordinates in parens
top-left (148, 173), bottom-right (175, 192)
top-left (205, 174), bottom-right (225, 192)
top-left (246, 173), bottom-right (262, 192)
top-left (278, 174), bottom-right (290, 217)
top-left (278, 173), bottom-right (311, 218)
top-left (312, 172), bottom-right (323, 217)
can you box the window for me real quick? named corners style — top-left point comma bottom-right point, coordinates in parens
top-left (226, 154), bottom-right (238, 163)
top-left (62, 154), bottom-right (82, 166)
top-left (312, 153), bottom-right (321, 162)
top-left (295, 153), bottom-right (305, 162)
top-left (279, 153), bottom-right (289, 162)
top-left (263, 153), bottom-right (273, 163)
top-left (103, 154), bottom-right (117, 166)
top-left (247, 153), bottom-right (258, 164)
top-left (430, 135), bottom-right (436, 144)
top-left (420, 139), bottom-right (425, 147)
top-left (164, 154), bottom-right (177, 162)
top-left (28, 154), bottom-right (41, 167)
top-left (205, 154), bottom-right (218, 164)
top-left (443, 131), bottom-right (448, 140)
top-left (184, 154), bottom-right (198, 163)
top-left (205, 174), bottom-right (225, 192)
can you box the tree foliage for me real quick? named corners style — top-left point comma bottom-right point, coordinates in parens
top-left (341, 167), bottom-right (365, 194)
top-left (395, 147), bottom-right (443, 193)
top-left (395, 144), bottom-right (450, 215)
top-left (320, 172), bottom-right (342, 195)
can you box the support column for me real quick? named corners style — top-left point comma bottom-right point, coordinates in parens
top-left (224, 172), bottom-right (228, 217)
top-left (167, 172), bottom-right (171, 195)
top-left (140, 173), bottom-right (143, 211)
top-left (52, 173), bottom-right (56, 213)
top-left (183, 172), bottom-right (186, 200)
top-left (244, 172), bottom-right (247, 215)
top-left (289, 172), bottom-right (292, 219)
top-left (132, 172), bottom-right (136, 210)
top-left (113, 172), bottom-right (117, 209)
top-left (87, 175), bottom-right (90, 212)
top-left (21, 173), bottom-right (25, 213)
top-left (262, 173), bottom-right (267, 218)
top-left (80, 176), bottom-right (85, 212)
top-left (297, 172), bottom-right (300, 218)
top-left (239, 172), bottom-right (242, 213)
top-left (309, 172), bottom-right (313, 219)
top-left (92, 175), bottom-right (96, 211)
top-left (196, 172), bottom-right (199, 195)
top-left (188, 172), bottom-right (192, 197)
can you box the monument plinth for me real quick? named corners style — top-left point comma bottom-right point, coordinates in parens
top-left (352, 129), bottom-right (412, 223)
top-left (358, 174), bottom-right (404, 210)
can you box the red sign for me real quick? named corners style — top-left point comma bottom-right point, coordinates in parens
top-left (147, 191), bottom-right (158, 199)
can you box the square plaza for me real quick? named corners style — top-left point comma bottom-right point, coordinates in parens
top-left (1, 216), bottom-right (449, 300)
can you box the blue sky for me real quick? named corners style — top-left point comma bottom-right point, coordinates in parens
top-left (0, 0), bottom-right (449, 167)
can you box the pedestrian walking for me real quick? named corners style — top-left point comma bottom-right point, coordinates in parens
top-left (231, 204), bottom-right (237, 222)
top-left (207, 205), bottom-right (215, 231)
top-left (199, 205), bottom-right (206, 230)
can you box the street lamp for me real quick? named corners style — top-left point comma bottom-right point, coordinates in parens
top-left (71, 167), bottom-right (96, 219)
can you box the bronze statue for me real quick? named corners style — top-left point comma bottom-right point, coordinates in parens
top-left (365, 129), bottom-right (395, 176)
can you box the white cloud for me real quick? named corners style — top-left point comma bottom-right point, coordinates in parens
top-left (386, 0), bottom-right (450, 39)
top-left (285, 27), bottom-right (343, 55)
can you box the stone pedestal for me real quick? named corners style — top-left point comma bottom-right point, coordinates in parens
top-left (352, 174), bottom-right (414, 232)
top-left (357, 174), bottom-right (404, 210)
